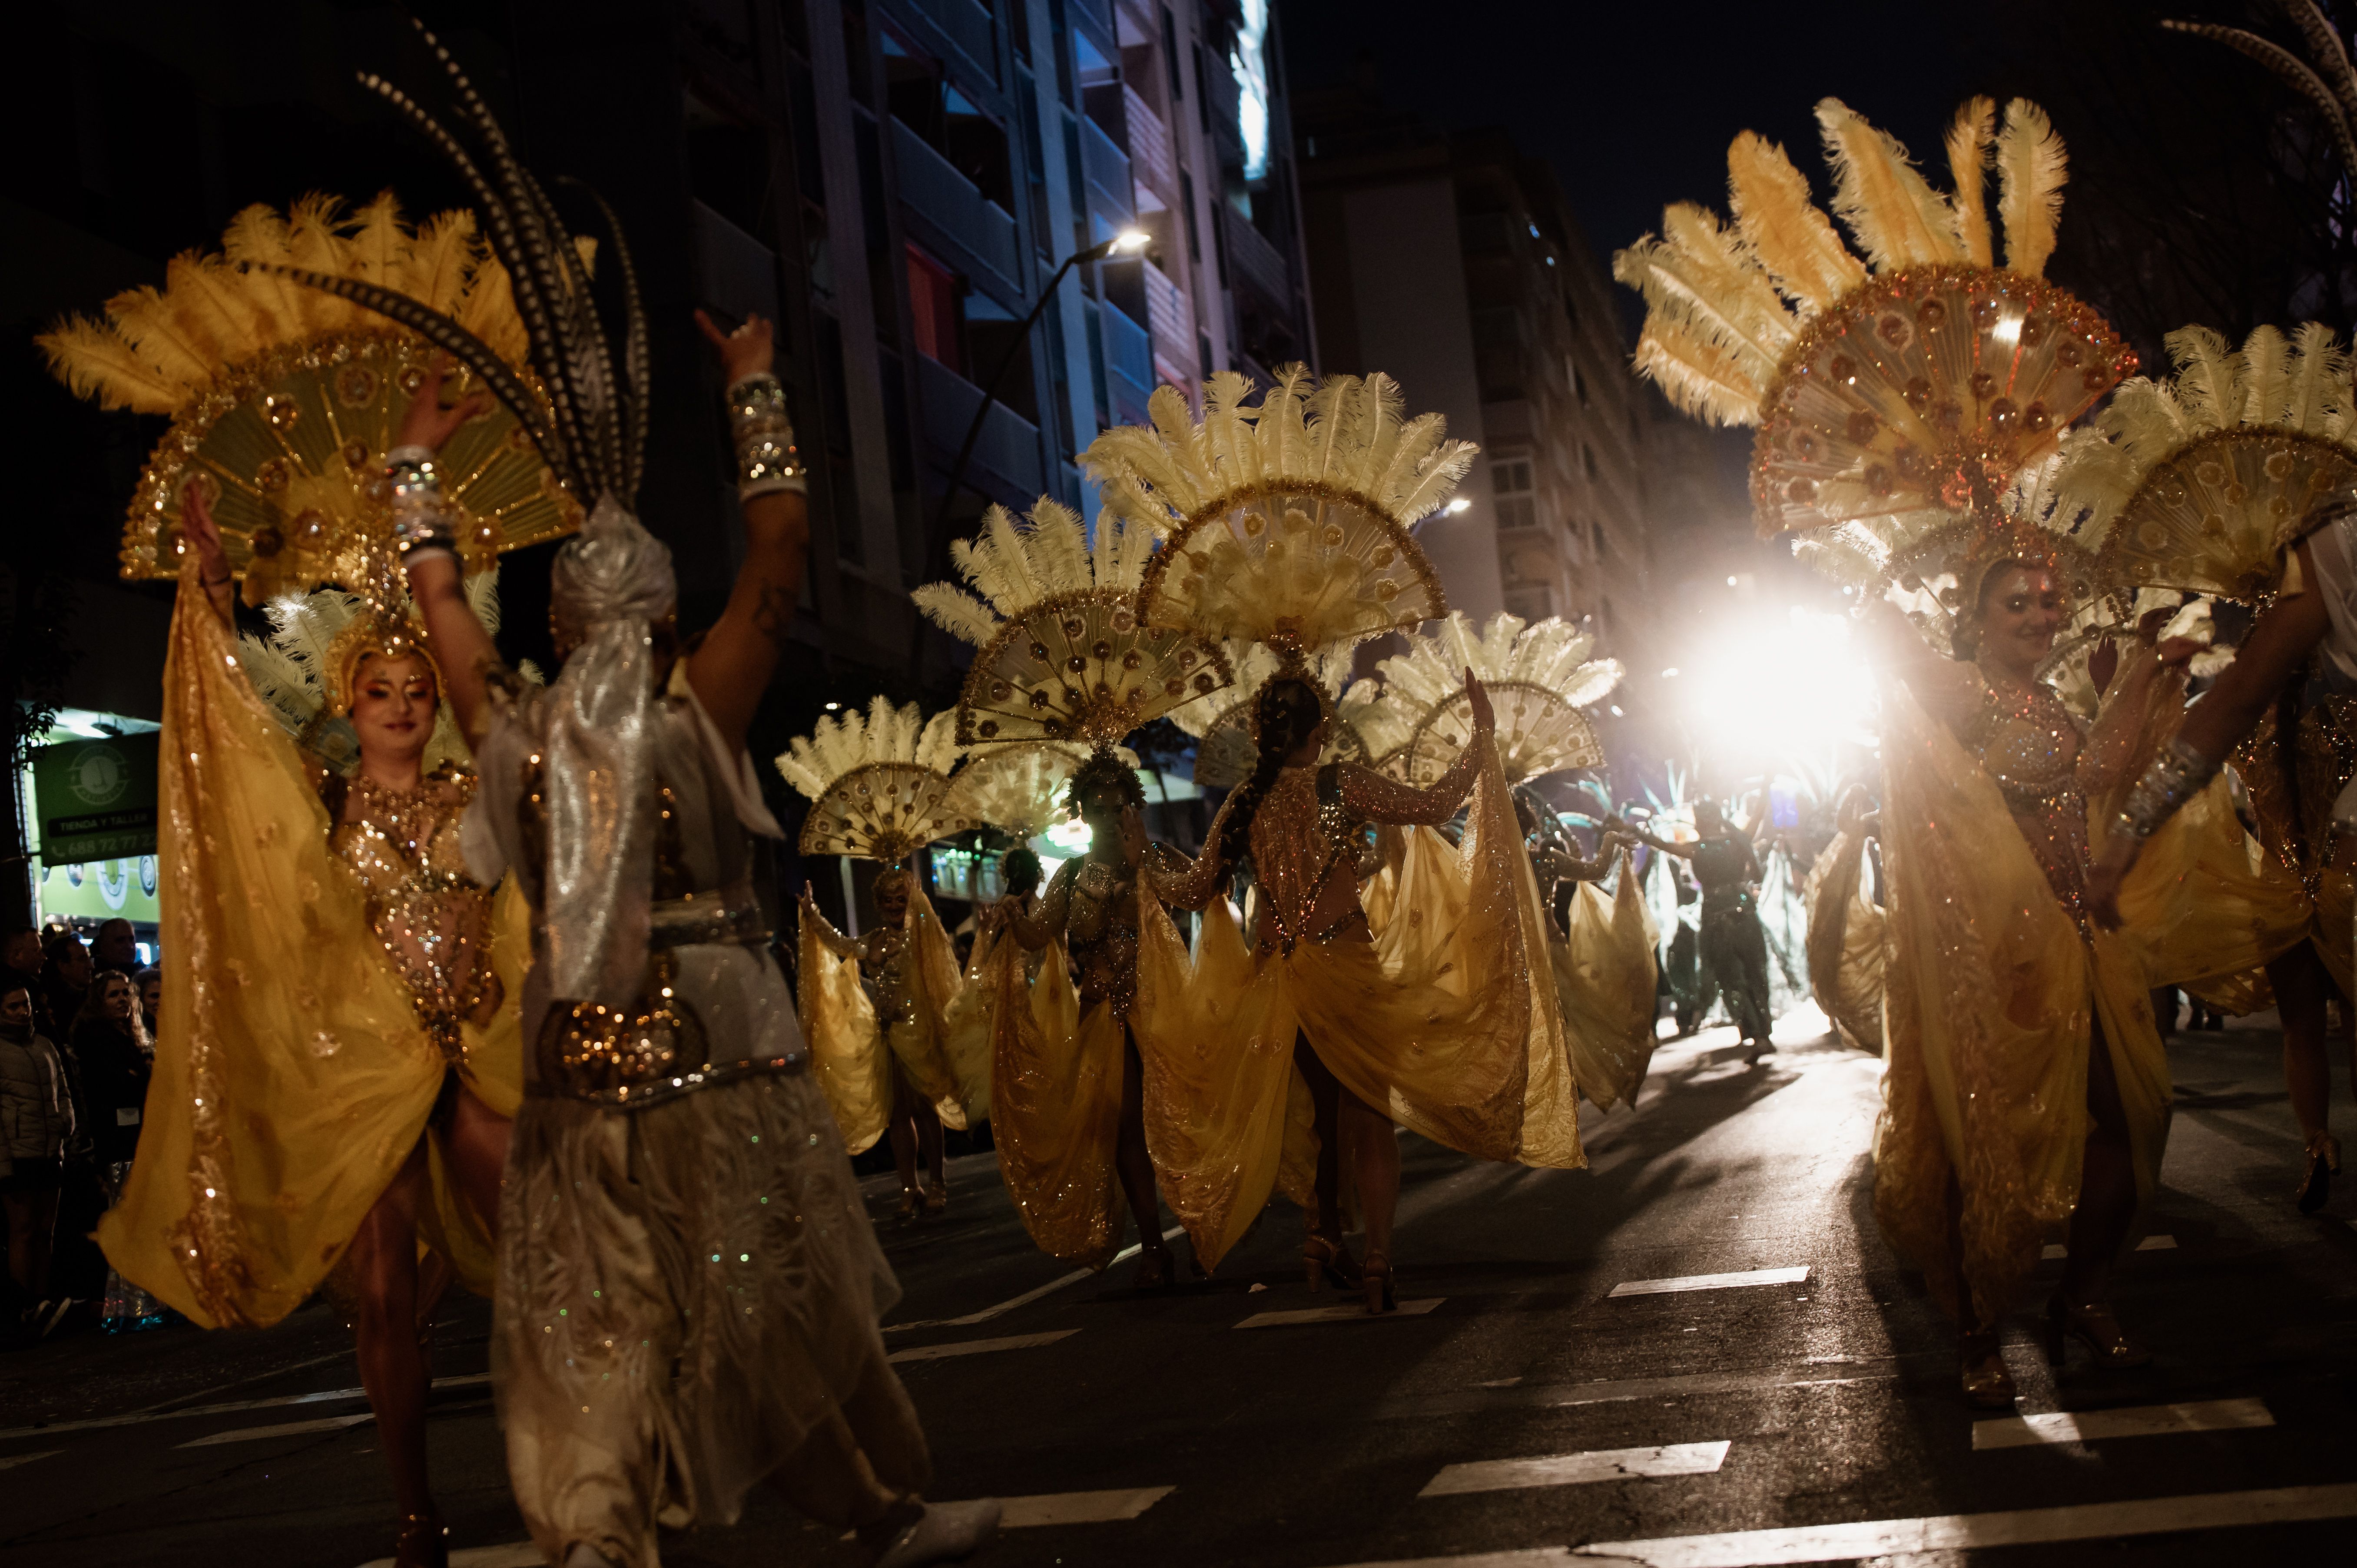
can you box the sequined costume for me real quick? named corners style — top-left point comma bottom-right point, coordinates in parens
top-left (94, 563), bottom-right (528, 1328)
top-left (1804, 827), bottom-right (1886, 1054)
top-left (1690, 835), bottom-right (1773, 1042)
top-left (1133, 733), bottom-right (1585, 1272)
top-left (1539, 846), bottom-right (1660, 1111)
top-left (473, 658), bottom-right (928, 1565)
top-left (797, 894), bottom-right (976, 1153)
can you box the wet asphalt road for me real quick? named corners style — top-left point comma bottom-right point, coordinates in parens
top-left (3, 1006), bottom-right (2355, 1568)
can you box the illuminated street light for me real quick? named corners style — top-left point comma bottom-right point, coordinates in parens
top-left (1661, 667), bottom-right (1681, 678)
top-left (1444, 497), bottom-right (1472, 515)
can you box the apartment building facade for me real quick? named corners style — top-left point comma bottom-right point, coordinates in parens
top-left (1292, 92), bottom-right (1655, 667)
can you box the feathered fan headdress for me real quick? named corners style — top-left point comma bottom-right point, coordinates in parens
top-left (938, 741), bottom-right (1139, 841)
top-left (1085, 368), bottom-right (1467, 658)
top-left (1343, 612), bottom-right (1621, 787)
top-left (777, 699), bottom-right (971, 863)
top-left (1615, 96), bottom-right (2134, 547)
top-left (913, 498), bottom-right (1234, 747)
top-left (2027, 323), bottom-right (2357, 602)
top-left (1169, 640), bottom-right (1359, 789)
top-left (38, 193), bottom-right (580, 601)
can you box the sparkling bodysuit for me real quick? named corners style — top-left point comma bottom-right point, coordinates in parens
top-left (1030, 855), bottom-right (1144, 1018)
top-left (322, 762), bottom-right (496, 1063)
top-left (1960, 675), bottom-right (2096, 920)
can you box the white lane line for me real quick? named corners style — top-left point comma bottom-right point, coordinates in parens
top-left (888, 1329), bottom-right (1078, 1363)
top-left (1237, 1298), bottom-right (1443, 1329)
top-left (884, 1225), bottom-right (1186, 1333)
top-left (0, 1372), bottom-right (491, 1442)
top-left (1422, 1440), bottom-right (1731, 1498)
top-left (1000, 1485), bottom-right (1175, 1526)
top-left (178, 1412), bottom-right (374, 1448)
top-left (1556, 1482), bottom-right (2357, 1566)
top-left (359, 1545), bottom-right (544, 1568)
top-left (1608, 1267), bottom-right (1808, 1297)
top-left (2041, 1235), bottom-right (2176, 1259)
top-left (0, 1450), bottom-right (61, 1471)
top-left (1972, 1397), bottom-right (2273, 1451)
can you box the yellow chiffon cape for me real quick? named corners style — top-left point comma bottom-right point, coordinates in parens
top-left (1548, 849), bottom-right (1661, 1110)
top-left (98, 566), bottom-right (526, 1329)
top-left (795, 888), bottom-right (986, 1153)
top-left (1873, 680), bottom-right (2169, 1327)
top-left (1803, 829), bottom-right (1887, 1054)
top-left (1133, 746), bottom-right (1584, 1272)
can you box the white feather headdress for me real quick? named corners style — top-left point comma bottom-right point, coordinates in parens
top-left (777, 697), bottom-right (969, 862)
top-left (1343, 612), bottom-right (1620, 786)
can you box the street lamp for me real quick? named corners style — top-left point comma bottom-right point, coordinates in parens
top-left (930, 229), bottom-right (1150, 537)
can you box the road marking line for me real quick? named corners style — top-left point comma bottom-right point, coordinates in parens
top-left (1557, 1482), bottom-right (2357, 1566)
top-left (884, 1226), bottom-right (1185, 1333)
top-left (2041, 1234), bottom-right (2175, 1260)
top-left (1422, 1440), bottom-right (1731, 1497)
top-left (1972, 1397), bottom-right (2273, 1451)
top-left (0, 1372), bottom-right (491, 1442)
top-left (0, 1450), bottom-right (61, 1471)
top-left (1237, 1298), bottom-right (1443, 1329)
top-left (359, 1545), bottom-right (544, 1568)
top-left (1608, 1267), bottom-right (1808, 1297)
top-left (999, 1485), bottom-right (1175, 1526)
top-left (178, 1412), bottom-right (374, 1448)
top-left (888, 1329), bottom-right (1077, 1363)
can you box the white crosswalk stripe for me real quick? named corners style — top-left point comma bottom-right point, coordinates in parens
top-left (179, 1412), bottom-right (373, 1448)
top-left (1608, 1266), bottom-right (1808, 1297)
top-left (888, 1329), bottom-right (1077, 1363)
top-left (1971, 1397), bottom-right (2273, 1450)
top-left (1237, 1299), bottom-right (1443, 1328)
top-left (0, 1450), bottom-right (61, 1471)
top-left (998, 1486), bottom-right (1175, 1525)
top-left (1421, 1440), bottom-right (1731, 1497)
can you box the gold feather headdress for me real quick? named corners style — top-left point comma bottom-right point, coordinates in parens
top-left (39, 194), bottom-right (582, 602)
top-left (1168, 640), bottom-right (1359, 789)
top-left (1614, 96), bottom-right (2133, 548)
top-left (2026, 323), bottom-right (2357, 602)
top-left (913, 498), bottom-right (1234, 748)
top-left (1084, 368), bottom-right (1466, 658)
top-left (1342, 613), bottom-right (1621, 787)
top-left (776, 698), bottom-right (971, 863)
top-left (938, 740), bottom-right (1140, 841)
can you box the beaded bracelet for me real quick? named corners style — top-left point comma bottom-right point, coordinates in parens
top-left (2115, 736), bottom-right (2218, 841)
top-left (385, 444), bottom-right (461, 556)
top-left (727, 372), bottom-right (806, 499)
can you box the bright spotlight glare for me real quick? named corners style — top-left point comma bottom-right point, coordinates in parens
top-left (1043, 819), bottom-right (1094, 854)
top-left (1680, 606), bottom-right (1876, 766)
top-left (1112, 229), bottom-right (1151, 253)
top-left (1608, 704), bottom-right (1624, 718)
top-left (1725, 575), bottom-right (1738, 587)
top-left (823, 701), bottom-right (840, 711)
top-left (1661, 667), bottom-right (1680, 678)
top-left (1444, 497), bottom-right (1472, 515)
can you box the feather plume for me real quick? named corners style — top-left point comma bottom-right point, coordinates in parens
top-left (1945, 96), bottom-right (1997, 266)
top-left (1995, 99), bottom-right (2066, 278)
top-left (2284, 320), bottom-right (2350, 434)
top-left (2167, 325), bottom-right (2243, 429)
top-left (35, 316), bottom-right (180, 414)
top-left (1725, 133), bottom-right (1864, 311)
top-left (2241, 325), bottom-right (2291, 426)
top-left (1816, 98), bottom-right (1962, 271)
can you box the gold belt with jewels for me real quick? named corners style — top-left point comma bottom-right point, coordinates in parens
top-left (531, 887), bottom-right (799, 1108)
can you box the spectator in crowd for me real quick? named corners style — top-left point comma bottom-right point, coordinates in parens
top-left (3, 928), bottom-right (40, 1000)
top-left (39, 930), bottom-right (91, 1049)
top-left (1, 980), bottom-right (75, 1338)
top-left (90, 919), bottom-right (139, 975)
top-left (134, 967), bottom-right (162, 1040)
top-left (72, 971), bottom-right (151, 1170)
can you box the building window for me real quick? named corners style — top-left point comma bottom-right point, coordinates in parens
top-left (905, 245), bottom-right (962, 374)
top-left (1493, 457), bottom-right (1535, 530)
top-left (1162, 5), bottom-right (1184, 100)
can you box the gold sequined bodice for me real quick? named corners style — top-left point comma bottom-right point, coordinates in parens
top-left (1249, 768), bottom-right (1358, 948)
top-left (327, 767), bottom-right (495, 1061)
top-left (1963, 677), bottom-right (2091, 917)
top-left (855, 922), bottom-right (917, 1027)
top-left (1063, 856), bottom-right (1142, 1016)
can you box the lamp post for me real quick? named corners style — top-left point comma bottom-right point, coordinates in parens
top-left (929, 228), bottom-right (1150, 539)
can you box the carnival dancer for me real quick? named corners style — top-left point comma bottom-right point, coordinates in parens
top-left (914, 499), bottom-right (1234, 1280)
top-left (1619, 797), bottom-right (1774, 1063)
top-left (42, 195), bottom-right (560, 1565)
top-left (1614, 94), bottom-right (2253, 1403)
top-left (782, 699), bottom-right (984, 1218)
top-left (1084, 370), bottom-right (1585, 1311)
top-left (302, 30), bottom-right (996, 1567)
top-left (1804, 786), bottom-right (1887, 1053)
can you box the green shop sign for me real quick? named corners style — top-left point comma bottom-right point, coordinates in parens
top-left (32, 733), bottom-right (160, 862)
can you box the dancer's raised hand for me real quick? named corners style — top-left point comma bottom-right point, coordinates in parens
top-left (394, 353), bottom-right (491, 454)
top-left (696, 309), bottom-right (775, 385)
top-left (1465, 670), bottom-right (1495, 733)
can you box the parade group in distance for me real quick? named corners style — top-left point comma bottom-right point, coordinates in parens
top-left (12, 26), bottom-right (2357, 1568)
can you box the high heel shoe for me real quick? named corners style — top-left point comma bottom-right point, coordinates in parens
top-left (919, 1180), bottom-right (949, 1217)
top-left (1362, 1253), bottom-right (1396, 1315)
top-left (1303, 1233), bottom-right (1362, 1291)
top-left (1133, 1242), bottom-right (1173, 1290)
top-left (394, 1511), bottom-right (450, 1568)
top-left (893, 1188), bottom-right (919, 1220)
top-left (2296, 1132), bottom-right (2341, 1214)
top-left (2044, 1294), bottom-right (2151, 1369)
top-left (1958, 1327), bottom-right (2016, 1409)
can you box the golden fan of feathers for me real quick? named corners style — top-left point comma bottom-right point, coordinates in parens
top-left (913, 498), bottom-right (1233, 747)
top-left (1345, 613), bottom-right (1618, 787)
top-left (1085, 369), bottom-right (1463, 652)
top-left (37, 193), bottom-right (581, 599)
top-left (2027, 323), bottom-right (2357, 602)
top-left (939, 741), bottom-right (1139, 840)
top-left (776, 698), bottom-right (971, 863)
top-left (1614, 97), bottom-right (2133, 541)
top-left (1168, 640), bottom-right (1360, 790)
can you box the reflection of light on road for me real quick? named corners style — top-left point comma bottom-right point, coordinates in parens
top-left (1682, 607), bottom-right (1877, 769)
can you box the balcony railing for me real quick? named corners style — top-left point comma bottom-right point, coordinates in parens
top-left (692, 201), bottom-right (779, 326)
top-left (1224, 209), bottom-right (1292, 308)
top-left (1123, 84), bottom-right (1177, 205)
top-left (1098, 299), bottom-right (1153, 428)
top-left (891, 117), bottom-right (1021, 303)
top-left (916, 352), bottom-right (1044, 502)
top-left (1079, 113), bottom-right (1135, 237)
top-left (1142, 259), bottom-right (1196, 379)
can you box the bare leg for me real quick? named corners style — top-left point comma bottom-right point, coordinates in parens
top-left (1116, 1030), bottom-right (1167, 1276)
top-left (442, 1084), bottom-right (513, 1238)
top-left (1339, 1085), bottom-right (1400, 1281)
top-left (344, 1138), bottom-right (436, 1528)
top-left (913, 1098), bottom-right (946, 1196)
top-left (2061, 1019), bottom-right (2139, 1307)
top-left (1290, 1036), bottom-right (1343, 1241)
top-left (2267, 945), bottom-right (2339, 1203)
top-left (886, 1074), bottom-right (922, 1213)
